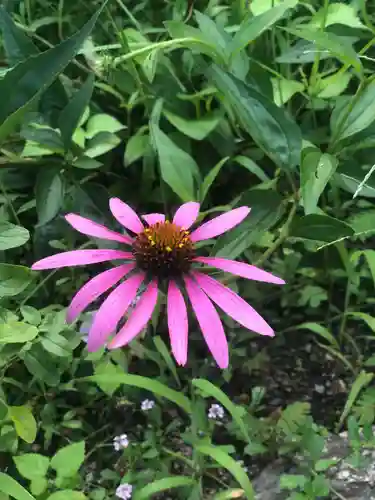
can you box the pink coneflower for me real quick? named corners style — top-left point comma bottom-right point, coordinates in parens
top-left (32, 199), bottom-right (285, 368)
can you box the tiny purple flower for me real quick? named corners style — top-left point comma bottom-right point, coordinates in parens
top-left (141, 399), bottom-right (155, 411)
top-left (113, 434), bottom-right (129, 451)
top-left (116, 483), bottom-right (132, 499)
top-left (208, 403), bottom-right (224, 420)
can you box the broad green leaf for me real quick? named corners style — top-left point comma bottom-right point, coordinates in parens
top-left (271, 77), bottom-right (304, 106)
top-left (133, 477), bottom-right (195, 500)
top-left (193, 379), bottom-right (250, 442)
top-left (163, 109), bottom-right (221, 140)
top-left (0, 222), bottom-right (29, 250)
top-left (200, 157), bottom-right (229, 203)
top-left (0, 322), bottom-right (38, 344)
top-left (197, 445), bottom-right (255, 500)
top-left (296, 323), bottom-right (339, 349)
top-left (30, 478), bottom-right (47, 497)
top-left (85, 131), bottom-right (121, 158)
top-left (93, 361), bottom-right (125, 396)
top-left (301, 151), bottom-right (338, 214)
top-left (14, 454), bottom-right (50, 480)
top-left (210, 65), bottom-right (301, 169)
top-left (338, 371), bottom-right (373, 428)
top-left (0, 473), bottom-right (35, 500)
top-left (290, 214), bottom-right (354, 242)
top-left (35, 168), bottom-right (64, 226)
top-left (285, 27), bottom-right (361, 74)
top-left (47, 492), bottom-right (86, 500)
top-left (0, 2), bottom-right (107, 143)
top-left (9, 406), bottom-right (37, 443)
top-left (0, 264), bottom-right (33, 298)
top-left (317, 71), bottom-right (351, 98)
top-left (213, 190), bottom-right (283, 259)
top-left (20, 306), bottom-right (41, 326)
top-left (50, 441), bottom-right (85, 478)
top-left (280, 475), bottom-right (308, 490)
top-left (85, 114), bottom-right (125, 139)
top-left (331, 80), bottom-right (375, 141)
top-left (310, 3), bottom-right (367, 29)
top-left (59, 74), bottom-right (95, 151)
top-left (85, 374), bottom-right (192, 413)
top-left (250, 0), bottom-right (291, 15)
top-left (124, 134), bottom-right (149, 166)
top-left (230, 0), bottom-right (298, 54)
top-left (150, 125), bottom-right (198, 202)
top-left (350, 210), bottom-right (375, 236)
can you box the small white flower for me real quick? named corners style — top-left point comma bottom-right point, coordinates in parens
top-left (116, 483), bottom-right (133, 499)
top-left (208, 403), bottom-right (224, 420)
top-left (113, 433), bottom-right (129, 451)
top-left (141, 399), bottom-right (155, 411)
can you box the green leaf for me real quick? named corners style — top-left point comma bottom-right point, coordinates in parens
top-left (352, 250), bottom-right (375, 286)
top-left (59, 74), bottom-right (95, 151)
top-left (9, 405), bottom-right (37, 443)
top-left (20, 306), bottom-right (41, 326)
top-left (200, 157), bottom-right (229, 203)
top-left (163, 109), bottom-right (221, 140)
top-left (296, 322), bottom-right (339, 349)
top-left (197, 445), bottom-right (255, 500)
top-left (271, 77), bottom-right (304, 106)
top-left (85, 374), bottom-right (192, 413)
top-left (30, 477), bottom-right (47, 497)
top-left (284, 27), bottom-right (361, 74)
top-left (50, 441), bottom-right (85, 479)
top-left (133, 477), bottom-right (195, 500)
top-left (210, 65), bottom-right (301, 169)
top-left (336, 162), bottom-right (375, 199)
top-left (290, 214), bottom-right (354, 242)
top-left (0, 2), bottom-right (107, 143)
top-left (0, 264), bottom-right (33, 298)
top-left (193, 379), bottom-right (250, 442)
top-left (0, 222), bottom-right (29, 250)
top-left (124, 134), bottom-right (149, 166)
top-left (85, 131), bottom-right (121, 158)
top-left (310, 3), bottom-right (367, 29)
top-left (348, 312), bottom-right (375, 332)
top-left (316, 71), bottom-right (351, 98)
top-left (277, 402), bottom-right (310, 436)
top-left (213, 190), bottom-right (283, 259)
top-left (47, 492), bottom-right (86, 500)
top-left (14, 454), bottom-right (50, 480)
top-left (233, 156), bottom-right (270, 182)
top-left (301, 151), bottom-right (338, 214)
top-left (280, 474), bottom-right (307, 490)
top-left (150, 125), bottom-right (198, 202)
top-left (338, 371), bottom-right (373, 428)
top-left (0, 8), bottom-right (38, 64)
top-left (0, 473), bottom-right (35, 500)
top-left (230, 0), bottom-right (298, 54)
top-left (331, 80), bottom-right (375, 141)
top-left (35, 168), bottom-right (64, 226)
top-left (0, 322), bottom-right (38, 344)
top-left (93, 361), bottom-right (125, 396)
top-left (85, 114), bottom-right (125, 139)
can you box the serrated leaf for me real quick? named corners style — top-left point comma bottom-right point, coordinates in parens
top-left (338, 371), bottom-right (373, 429)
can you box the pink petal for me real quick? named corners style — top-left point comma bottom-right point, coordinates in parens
top-left (190, 206), bottom-right (251, 242)
top-left (109, 281), bottom-right (158, 349)
top-left (32, 249), bottom-right (134, 270)
top-left (66, 264), bottom-right (134, 323)
top-left (167, 281), bottom-right (188, 366)
top-left (193, 272), bottom-right (274, 336)
top-left (109, 198), bottom-right (144, 234)
top-left (142, 213), bottom-right (165, 225)
top-left (184, 275), bottom-right (228, 369)
top-left (87, 272), bottom-right (145, 352)
top-left (65, 214), bottom-right (133, 244)
top-left (194, 257), bottom-right (285, 285)
top-left (173, 202), bottom-right (200, 229)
